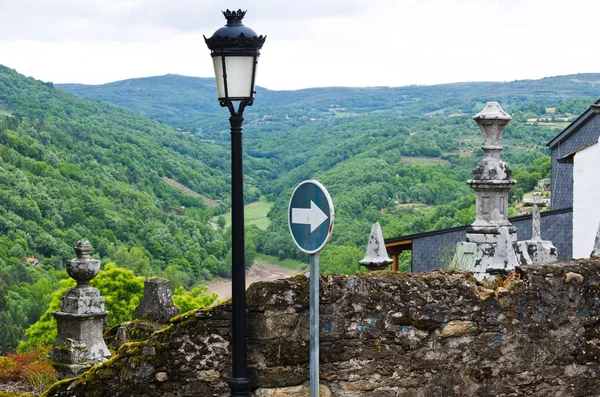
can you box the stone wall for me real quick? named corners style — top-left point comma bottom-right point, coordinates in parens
top-left (411, 208), bottom-right (573, 272)
top-left (44, 259), bottom-right (600, 397)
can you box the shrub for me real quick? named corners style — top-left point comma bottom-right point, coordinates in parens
top-left (22, 360), bottom-right (58, 392)
top-left (0, 355), bottom-right (19, 381)
top-left (0, 345), bottom-right (57, 393)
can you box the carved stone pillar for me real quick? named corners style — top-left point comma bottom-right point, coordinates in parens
top-left (454, 102), bottom-right (520, 278)
top-left (49, 239), bottom-right (111, 379)
top-left (135, 278), bottom-right (179, 323)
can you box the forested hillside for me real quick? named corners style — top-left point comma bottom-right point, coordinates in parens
top-left (58, 73), bottom-right (599, 272)
top-left (1, 66), bottom-right (597, 354)
top-left (0, 66), bottom-right (240, 353)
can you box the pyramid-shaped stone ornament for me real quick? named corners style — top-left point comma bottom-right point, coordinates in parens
top-left (359, 222), bottom-right (393, 271)
top-left (592, 222), bottom-right (600, 258)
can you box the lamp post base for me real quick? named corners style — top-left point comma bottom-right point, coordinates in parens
top-left (228, 377), bottom-right (252, 396)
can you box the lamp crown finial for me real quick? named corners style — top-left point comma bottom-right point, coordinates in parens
top-left (222, 9), bottom-right (246, 24)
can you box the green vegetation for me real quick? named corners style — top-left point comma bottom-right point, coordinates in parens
top-left (58, 73), bottom-right (600, 136)
top-left (254, 254), bottom-right (306, 272)
top-left (214, 197), bottom-right (273, 230)
top-left (0, 66), bottom-right (237, 354)
top-left (59, 73), bottom-right (583, 277)
top-left (1, 66), bottom-right (594, 355)
top-left (172, 285), bottom-right (218, 313)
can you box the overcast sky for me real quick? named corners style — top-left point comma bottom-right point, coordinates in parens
top-left (0, 0), bottom-right (597, 90)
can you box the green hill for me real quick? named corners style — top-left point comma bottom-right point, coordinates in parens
top-left (0, 66), bottom-right (240, 353)
top-left (57, 73), bottom-right (598, 272)
top-left (58, 72), bottom-right (600, 133)
top-left (1, 66), bottom-right (595, 353)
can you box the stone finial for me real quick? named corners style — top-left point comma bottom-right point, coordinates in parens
top-left (50, 238), bottom-right (110, 379)
top-left (66, 239), bottom-right (100, 288)
top-left (135, 278), bottom-right (180, 323)
top-left (474, 101), bottom-right (512, 121)
top-left (592, 222), bottom-right (600, 258)
top-left (359, 222), bottom-right (393, 271)
top-left (471, 102), bottom-right (514, 180)
top-left (74, 239), bottom-right (93, 260)
top-left (454, 102), bottom-right (521, 278)
top-left (474, 102), bottom-right (512, 154)
top-left (468, 102), bottom-right (516, 232)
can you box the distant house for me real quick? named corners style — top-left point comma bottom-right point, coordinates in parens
top-left (385, 99), bottom-right (600, 271)
top-left (536, 178), bottom-right (551, 191)
top-left (25, 256), bottom-right (39, 265)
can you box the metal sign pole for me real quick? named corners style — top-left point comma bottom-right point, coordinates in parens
top-left (310, 253), bottom-right (319, 397)
top-left (287, 180), bottom-right (334, 397)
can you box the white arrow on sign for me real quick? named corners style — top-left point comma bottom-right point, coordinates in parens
top-left (291, 201), bottom-right (328, 233)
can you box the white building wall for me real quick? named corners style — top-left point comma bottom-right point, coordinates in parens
top-left (573, 139), bottom-right (600, 258)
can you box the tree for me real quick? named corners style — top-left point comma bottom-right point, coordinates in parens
top-left (319, 242), bottom-right (364, 275)
top-left (172, 285), bottom-right (218, 313)
top-left (108, 245), bottom-right (151, 276)
top-left (511, 187), bottom-right (524, 204)
top-left (162, 264), bottom-right (191, 291)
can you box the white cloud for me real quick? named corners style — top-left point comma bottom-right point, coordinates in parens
top-left (0, 0), bottom-right (597, 89)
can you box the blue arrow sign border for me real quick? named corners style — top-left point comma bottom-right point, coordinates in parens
top-left (288, 180), bottom-right (335, 254)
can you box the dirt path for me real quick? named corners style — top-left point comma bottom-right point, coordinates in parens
top-left (206, 261), bottom-right (304, 301)
top-left (160, 176), bottom-right (221, 207)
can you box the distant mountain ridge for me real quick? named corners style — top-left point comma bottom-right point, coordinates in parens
top-left (55, 70), bottom-right (599, 269)
top-left (58, 73), bottom-right (600, 130)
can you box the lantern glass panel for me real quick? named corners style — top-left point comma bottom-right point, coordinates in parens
top-left (212, 56), bottom-right (226, 99)
top-left (224, 56), bottom-right (255, 99)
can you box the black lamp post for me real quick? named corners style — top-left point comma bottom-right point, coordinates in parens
top-left (204, 9), bottom-right (265, 397)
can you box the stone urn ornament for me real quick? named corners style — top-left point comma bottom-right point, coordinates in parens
top-left (49, 238), bottom-right (110, 379)
top-left (66, 239), bottom-right (101, 288)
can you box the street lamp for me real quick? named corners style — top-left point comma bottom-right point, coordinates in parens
top-left (205, 9), bottom-right (266, 397)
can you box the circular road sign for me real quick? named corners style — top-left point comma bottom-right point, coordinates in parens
top-left (288, 180), bottom-right (334, 254)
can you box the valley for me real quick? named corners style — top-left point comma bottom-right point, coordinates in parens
top-left (0, 64), bottom-right (597, 356)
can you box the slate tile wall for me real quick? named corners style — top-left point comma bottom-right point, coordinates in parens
top-left (411, 209), bottom-right (573, 273)
top-left (550, 115), bottom-right (600, 209)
